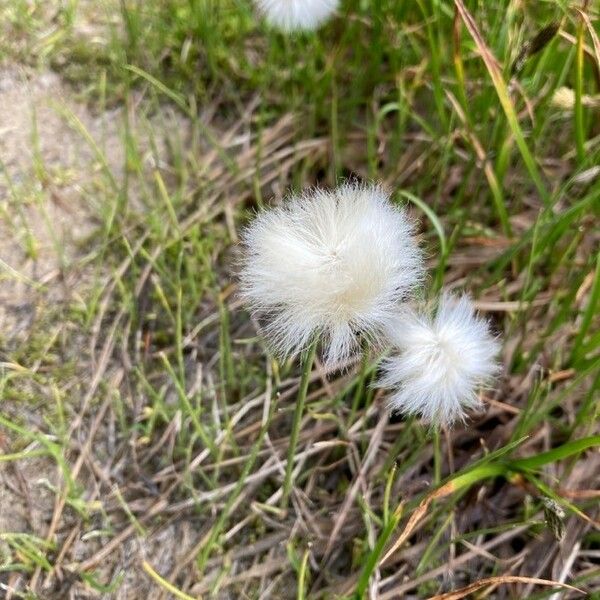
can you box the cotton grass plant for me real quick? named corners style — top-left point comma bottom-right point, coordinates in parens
top-left (240, 182), bottom-right (424, 505)
top-left (241, 182), bottom-right (505, 505)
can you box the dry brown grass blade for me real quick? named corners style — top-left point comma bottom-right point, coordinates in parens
top-left (427, 575), bottom-right (585, 599)
top-left (558, 487), bottom-right (600, 499)
top-left (559, 30), bottom-right (600, 89)
top-left (76, 498), bottom-right (169, 572)
top-left (454, 0), bottom-right (502, 79)
top-left (576, 8), bottom-right (600, 76)
top-left (378, 525), bottom-right (531, 599)
top-left (381, 480), bottom-right (455, 564)
top-left (323, 409), bottom-right (388, 559)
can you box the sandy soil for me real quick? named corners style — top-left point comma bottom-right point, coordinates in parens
top-left (0, 66), bottom-right (115, 340)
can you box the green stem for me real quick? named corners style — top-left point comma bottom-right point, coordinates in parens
top-left (433, 427), bottom-right (442, 485)
top-left (282, 341), bottom-right (318, 509)
top-left (354, 503), bottom-right (403, 599)
top-left (349, 351), bottom-right (370, 424)
top-left (574, 14), bottom-right (585, 164)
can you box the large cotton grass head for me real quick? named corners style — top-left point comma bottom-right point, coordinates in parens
top-left (254, 0), bottom-right (339, 32)
top-left (379, 293), bottom-right (500, 427)
top-left (240, 183), bottom-right (423, 366)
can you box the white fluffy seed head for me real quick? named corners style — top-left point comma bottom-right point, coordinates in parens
top-left (254, 0), bottom-right (339, 32)
top-left (379, 293), bottom-right (500, 427)
top-left (240, 183), bottom-right (424, 366)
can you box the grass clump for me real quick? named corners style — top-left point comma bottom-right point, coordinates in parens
top-left (0, 0), bottom-right (598, 598)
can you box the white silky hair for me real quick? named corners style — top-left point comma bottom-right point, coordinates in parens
top-left (240, 183), bottom-right (424, 366)
top-left (379, 293), bottom-right (500, 426)
top-left (254, 0), bottom-right (339, 32)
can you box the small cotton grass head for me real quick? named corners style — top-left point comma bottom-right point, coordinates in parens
top-left (254, 0), bottom-right (339, 32)
top-left (240, 183), bottom-right (423, 366)
top-left (379, 293), bottom-right (500, 427)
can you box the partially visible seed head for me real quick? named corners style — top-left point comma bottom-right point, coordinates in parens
top-left (254, 0), bottom-right (339, 32)
top-left (551, 87), bottom-right (576, 110)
